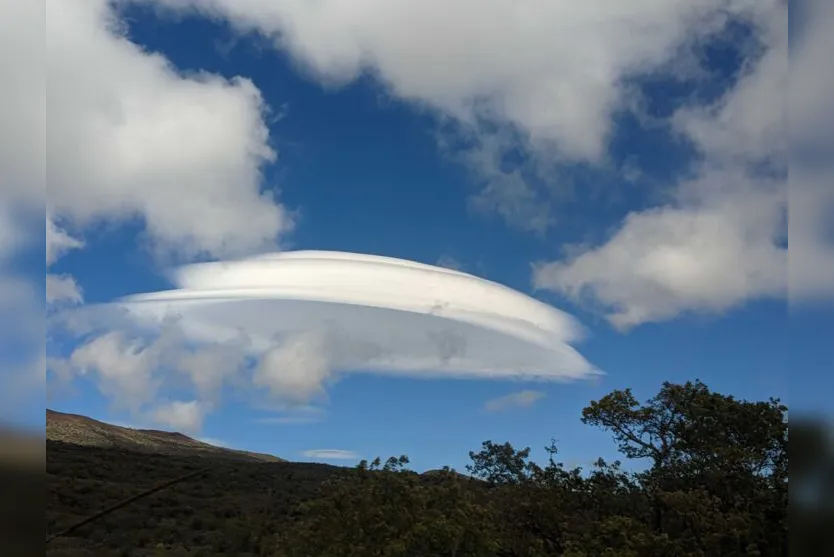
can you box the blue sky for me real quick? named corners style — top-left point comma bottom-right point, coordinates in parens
top-left (3, 0), bottom-right (828, 472)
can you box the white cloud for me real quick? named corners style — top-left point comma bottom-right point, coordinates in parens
top-left (534, 3), bottom-right (789, 328)
top-left (46, 274), bottom-right (84, 306)
top-left (135, 0), bottom-right (770, 229)
top-left (172, 340), bottom-right (250, 403)
top-left (254, 405), bottom-right (326, 425)
top-left (123, 0), bottom-right (803, 327)
top-left (484, 390), bottom-right (545, 412)
top-left (67, 331), bottom-right (164, 412)
top-left (38, 0), bottom-right (292, 260)
top-left (46, 215), bottom-right (83, 267)
top-left (51, 251), bottom-right (596, 426)
top-left (24, 0), bottom-right (813, 430)
top-left (534, 177), bottom-right (786, 329)
top-left (446, 128), bottom-right (556, 234)
top-left (301, 449), bottom-right (359, 461)
top-left (109, 250), bottom-right (593, 380)
top-left (3, 0), bottom-right (297, 423)
top-left (254, 331), bottom-right (333, 405)
top-left (54, 320), bottom-right (250, 423)
top-left (151, 400), bottom-right (207, 433)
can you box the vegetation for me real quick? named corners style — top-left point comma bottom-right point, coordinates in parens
top-left (47, 381), bottom-right (788, 556)
top-left (46, 409), bottom-right (283, 463)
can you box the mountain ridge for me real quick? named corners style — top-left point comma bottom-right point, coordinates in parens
top-left (46, 408), bottom-right (284, 463)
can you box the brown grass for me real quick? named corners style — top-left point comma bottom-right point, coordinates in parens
top-left (46, 409), bottom-right (284, 463)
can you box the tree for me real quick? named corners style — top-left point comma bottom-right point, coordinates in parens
top-left (46, 380), bottom-right (787, 555)
top-left (581, 380), bottom-right (788, 478)
top-left (465, 441), bottom-right (538, 486)
top-left (274, 455), bottom-right (499, 556)
top-left (582, 380), bottom-right (788, 555)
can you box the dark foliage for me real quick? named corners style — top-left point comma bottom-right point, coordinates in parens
top-left (47, 381), bottom-right (788, 556)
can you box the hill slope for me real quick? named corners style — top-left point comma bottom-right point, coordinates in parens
top-left (46, 409), bottom-right (284, 463)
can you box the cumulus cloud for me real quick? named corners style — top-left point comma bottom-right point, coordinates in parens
top-left (40, 0), bottom-right (292, 260)
top-left (23, 0), bottom-right (812, 432)
top-left (534, 3), bottom-right (789, 328)
top-left (151, 400), bottom-right (207, 433)
top-left (54, 317), bottom-right (249, 418)
top-left (123, 0), bottom-right (803, 327)
top-left (134, 0), bottom-right (768, 228)
top-left (50, 251), bottom-right (596, 428)
top-left (67, 331), bottom-right (164, 413)
top-left (301, 449), bottom-right (359, 461)
top-left (3, 0), bottom-right (299, 421)
top-left (483, 390), bottom-right (545, 412)
top-left (46, 274), bottom-right (84, 306)
top-left (44, 217), bottom-right (84, 316)
top-left (46, 215), bottom-right (83, 267)
top-left (534, 176), bottom-right (786, 329)
top-left (254, 331), bottom-right (333, 405)
top-left (174, 342), bottom-right (249, 403)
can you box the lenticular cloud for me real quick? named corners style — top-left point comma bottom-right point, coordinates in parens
top-left (68, 251), bottom-right (596, 404)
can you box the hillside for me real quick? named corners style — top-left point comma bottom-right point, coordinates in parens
top-left (46, 440), bottom-right (346, 556)
top-left (43, 381), bottom-right (790, 556)
top-left (46, 409), bottom-right (284, 463)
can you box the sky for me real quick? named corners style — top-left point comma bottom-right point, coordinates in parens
top-left (0, 0), bottom-right (831, 472)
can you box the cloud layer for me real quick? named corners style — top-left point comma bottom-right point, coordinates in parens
top-left (4, 0), bottom-right (292, 268)
top-left (45, 0), bottom-right (292, 260)
top-left (141, 0), bottom-right (759, 163)
top-left (5, 0), bottom-right (820, 435)
top-left (53, 251), bottom-right (596, 428)
top-left (483, 390), bottom-right (545, 412)
top-left (300, 449), bottom-right (359, 461)
top-left (535, 2), bottom-right (789, 328)
top-left (129, 0), bottom-right (807, 328)
top-left (2, 0), bottom-right (295, 419)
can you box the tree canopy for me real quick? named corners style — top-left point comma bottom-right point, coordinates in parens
top-left (272, 380), bottom-right (788, 557)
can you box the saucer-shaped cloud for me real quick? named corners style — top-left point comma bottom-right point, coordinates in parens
top-left (55, 251), bottom-right (597, 412)
top-left (119, 251), bottom-right (595, 378)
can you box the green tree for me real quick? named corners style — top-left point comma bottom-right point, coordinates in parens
top-left (274, 455), bottom-right (499, 556)
top-left (581, 380), bottom-right (787, 477)
top-left (582, 380), bottom-right (788, 556)
top-left (465, 441), bottom-right (538, 486)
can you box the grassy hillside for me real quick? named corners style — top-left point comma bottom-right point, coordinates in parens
top-left (47, 409), bottom-right (283, 463)
top-left (45, 380), bottom-right (790, 556)
top-left (46, 441), bottom-right (340, 556)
